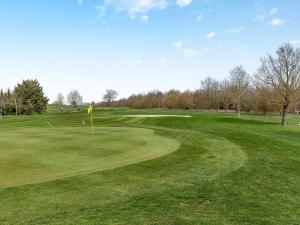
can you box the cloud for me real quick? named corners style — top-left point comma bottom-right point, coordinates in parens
top-left (270, 18), bottom-right (285, 26)
top-left (206, 32), bottom-right (217, 38)
top-left (77, 0), bottom-right (84, 5)
top-left (176, 0), bottom-right (193, 7)
top-left (196, 13), bottom-right (203, 22)
top-left (226, 26), bottom-right (245, 34)
top-left (181, 48), bottom-right (196, 57)
top-left (157, 57), bottom-right (167, 64)
top-left (255, 7), bottom-right (279, 22)
top-left (173, 40), bottom-right (196, 57)
top-left (96, 0), bottom-right (168, 18)
top-left (290, 40), bottom-right (300, 45)
top-left (130, 59), bottom-right (144, 65)
top-left (95, 0), bottom-right (194, 19)
top-left (141, 14), bottom-right (149, 21)
top-left (173, 40), bottom-right (183, 49)
top-left (269, 8), bottom-right (278, 16)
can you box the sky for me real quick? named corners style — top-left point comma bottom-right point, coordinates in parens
top-left (0, 0), bottom-right (300, 102)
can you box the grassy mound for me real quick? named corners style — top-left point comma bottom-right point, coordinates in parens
top-left (0, 127), bottom-right (179, 188)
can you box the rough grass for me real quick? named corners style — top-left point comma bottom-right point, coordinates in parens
top-left (0, 108), bottom-right (299, 225)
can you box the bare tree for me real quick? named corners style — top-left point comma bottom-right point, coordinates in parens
top-left (256, 43), bottom-right (300, 125)
top-left (103, 89), bottom-right (118, 106)
top-left (12, 91), bottom-right (22, 116)
top-left (67, 90), bottom-right (83, 109)
top-left (219, 79), bottom-right (231, 111)
top-left (212, 80), bottom-right (220, 110)
top-left (201, 76), bottom-right (217, 110)
top-left (230, 65), bottom-right (251, 117)
top-left (54, 93), bottom-right (65, 107)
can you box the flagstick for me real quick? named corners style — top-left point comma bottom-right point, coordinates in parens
top-left (91, 111), bottom-right (94, 135)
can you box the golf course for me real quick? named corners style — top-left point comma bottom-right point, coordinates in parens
top-left (0, 108), bottom-right (299, 224)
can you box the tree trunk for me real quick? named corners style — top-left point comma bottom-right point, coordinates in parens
top-left (208, 97), bottom-right (210, 111)
top-left (237, 101), bottom-right (241, 117)
top-left (281, 99), bottom-right (289, 126)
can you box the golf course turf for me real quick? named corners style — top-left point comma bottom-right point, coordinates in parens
top-left (0, 127), bottom-right (179, 188)
top-left (0, 108), bottom-right (299, 224)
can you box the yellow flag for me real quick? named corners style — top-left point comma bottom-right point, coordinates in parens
top-left (88, 105), bottom-right (93, 114)
top-left (88, 105), bottom-right (94, 135)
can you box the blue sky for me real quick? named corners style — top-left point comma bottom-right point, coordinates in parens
top-left (0, 0), bottom-right (299, 102)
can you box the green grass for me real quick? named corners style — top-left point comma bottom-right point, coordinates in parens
top-left (0, 108), bottom-right (300, 224)
top-left (0, 127), bottom-right (179, 188)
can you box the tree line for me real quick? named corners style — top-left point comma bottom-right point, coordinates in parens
top-left (103, 43), bottom-right (300, 126)
top-left (0, 79), bottom-right (48, 117)
top-left (2, 43), bottom-right (298, 126)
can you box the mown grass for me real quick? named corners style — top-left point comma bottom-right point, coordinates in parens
top-left (0, 108), bottom-right (299, 224)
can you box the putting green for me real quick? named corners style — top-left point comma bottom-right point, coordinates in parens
top-left (0, 127), bottom-right (180, 188)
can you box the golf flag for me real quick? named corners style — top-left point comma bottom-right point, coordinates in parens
top-left (88, 105), bottom-right (93, 114)
top-left (88, 105), bottom-right (94, 135)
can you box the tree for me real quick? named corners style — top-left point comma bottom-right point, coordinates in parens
top-left (67, 90), bottom-right (83, 109)
top-left (219, 79), bottom-right (231, 111)
top-left (144, 90), bottom-right (163, 108)
top-left (179, 90), bottom-right (194, 109)
top-left (229, 65), bottom-right (250, 117)
top-left (3, 89), bottom-right (15, 115)
top-left (54, 93), bottom-right (65, 107)
top-left (14, 79), bottom-right (48, 114)
top-left (211, 80), bottom-right (220, 110)
top-left (11, 91), bottom-right (22, 116)
top-left (256, 43), bottom-right (300, 125)
top-left (0, 89), bottom-right (6, 119)
top-left (162, 89), bottom-right (181, 109)
top-left (201, 76), bottom-right (217, 110)
top-left (103, 89), bottom-right (118, 106)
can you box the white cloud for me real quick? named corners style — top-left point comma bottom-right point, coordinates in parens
top-left (95, 0), bottom-right (195, 19)
top-left (255, 15), bottom-right (265, 22)
top-left (269, 8), bottom-right (279, 16)
top-left (291, 40), bottom-right (300, 45)
top-left (173, 40), bottom-right (183, 49)
top-left (96, 0), bottom-right (168, 18)
top-left (196, 13), bottom-right (203, 22)
top-left (181, 48), bottom-right (196, 57)
top-left (141, 14), bottom-right (149, 21)
top-left (173, 40), bottom-right (196, 57)
top-left (157, 57), bottom-right (167, 64)
top-left (270, 18), bottom-right (285, 26)
top-left (130, 59), bottom-right (144, 65)
top-left (176, 0), bottom-right (193, 7)
top-left (206, 32), bottom-right (217, 38)
top-left (226, 26), bottom-right (245, 34)
top-left (255, 7), bottom-right (279, 22)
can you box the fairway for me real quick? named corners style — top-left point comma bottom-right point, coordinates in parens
top-left (0, 109), bottom-right (300, 225)
top-left (0, 126), bottom-right (179, 188)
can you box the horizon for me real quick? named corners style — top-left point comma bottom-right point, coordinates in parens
top-left (1, 0), bottom-right (300, 102)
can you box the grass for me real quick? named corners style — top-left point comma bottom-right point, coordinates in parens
top-left (0, 108), bottom-right (300, 224)
top-left (0, 127), bottom-right (179, 188)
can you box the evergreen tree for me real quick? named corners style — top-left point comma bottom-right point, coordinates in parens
top-left (14, 79), bottom-right (49, 114)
